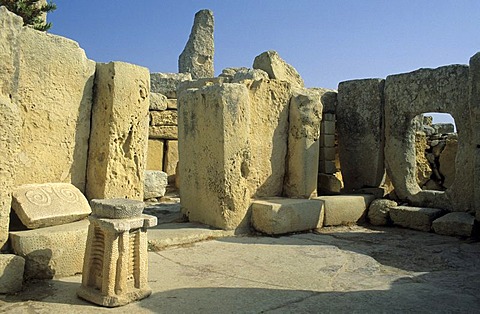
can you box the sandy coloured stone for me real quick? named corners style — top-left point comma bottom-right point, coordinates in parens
top-left (150, 110), bottom-right (178, 126)
top-left (149, 92), bottom-right (168, 111)
top-left (367, 199), bottom-right (398, 226)
top-left (416, 132), bottom-right (432, 187)
top-left (251, 198), bottom-right (325, 235)
top-left (177, 77), bottom-right (228, 92)
top-left (90, 198), bottom-right (145, 219)
top-left (0, 254), bottom-right (24, 293)
top-left (390, 206), bottom-right (444, 232)
top-left (432, 212), bottom-right (474, 237)
top-left (146, 139), bottom-right (164, 171)
top-left (231, 68), bottom-right (269, 82)
top-left (166, 98), bottom-right (177, 109)
top-left (149, 125), bottom-right (178, 140)
top-left (144, 170), bottom-right (168, 200)
top-left (439, 135), bottom-right (457, 188)
top-left (470, 53), bottom-right (480, 221)
top-left (11, 183), bottom-right (91, 229)
top-left (165, 140), bottom-right (179, 176)
top-left (253, 50), bottom-right (304, 88)
top-left (178, 9), bottom-right (214, 79)
top-left (314, 195), bottom-right (375, 226)
top-left (86, 62), bottom-right (150, 200)
top-left (317, 173), bottom-right (342, 195)
top-left (151, 72), bottom-right (192, 99)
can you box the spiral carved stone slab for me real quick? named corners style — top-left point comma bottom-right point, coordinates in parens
top-left (11, 183), bottom-right (91, 229)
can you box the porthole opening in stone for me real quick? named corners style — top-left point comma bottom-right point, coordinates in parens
top-left (415, 112), bottom-right (457, 191)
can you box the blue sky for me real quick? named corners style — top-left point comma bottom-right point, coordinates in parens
top-left (48, 1), bottom-right (479, 123)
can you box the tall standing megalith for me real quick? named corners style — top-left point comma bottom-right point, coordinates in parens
top-left (178, 9), bottom-right (214, 79)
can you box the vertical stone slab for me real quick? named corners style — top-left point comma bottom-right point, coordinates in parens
top-left (337, 79), bottom-right (385, 192)
top-left (284, 89), bottom-right (322, 198)
top-left (178, 84), bottom-right (251, 230)
top-left (86, 62), bottom-right (150, 200)
top-left (470, 52), bottom-right (480, 220)
top-left (178, 10), bottom-right (214, 79)
top-left (164, 140), bottom-right (178, 176)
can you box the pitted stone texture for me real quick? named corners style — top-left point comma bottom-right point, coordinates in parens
top-left (317, 174), bottom-right (342, 195)
top-left (149, 125), bottom-right (178, 140)
top-left (177, 77), bottom-right (228, 92)
top-left (251, 198), bottom-right (324, 235)
top-left (10, 219), bottom-right (89, 279)
top-left (433, 123), bottom-right (454, 134)
top-left (0, 96), bottom-right (20, 247)
top-left (253, 50), bottom-right (304, 88)
top-left (0, 7), bottom-right (96, 192)
top-left (178, 84), bottom-right (251, 230)
top-left (310, 88), bottom-right (337, 113)
top-left (337, 79), bottom-right (385, 192)
top-left (439, 136), bottom-right (457, 188)
top-left (384, 65), bottom-right (471, 211)
top-left (232, 68), bottom-right (269, 83)
top-left (178, 9), bottom-right (214, 79)
top-left (144, 170), bottom-right (168, 200)
top-left (432, 212), bottom-right (475, 237)
top-left (149, 92), bottom-right (167, 111)
top-left (150, 110), bottom-right (178, 126)
top-left (165, 140), bottom-right (179, 176)
top-left (86, 62), bottom-right (150, 200)
top-left (416, 132), bottom-right (432, 187)
top-left (470, 53), bottom-right (480, 223)
top-left (367, 199), bottom-right (398, 226)
top-left (284, 89), bottom-right (322, 198)
top-left (151, 72), bottom-right (192, 99)
top-left (390, 206), bottom-right (444, 232)
top-left (146, 139), bottom-right (164, 171)
top-left (314, 195), bottom-right (375, 226)
top-left (90, 198), bottom-right (145, 219)
top-left (0, 254), bottom-right (24, 293)
top-left (11, 183), bottom-right (91, 229)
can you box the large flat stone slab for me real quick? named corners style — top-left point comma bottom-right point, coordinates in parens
top-left (0, 254), bottom-right (24, 293)
top-left (314, 195), bottom-right (375, 226)
top-left (432, 212), bottom-right (475, 237)
top-left (9, 219), bottom-right (89, 279)
top-left (251, 198), bottom-right (324, 235)
top-left (11, 183), bottom-right (91, 229)
top-left (390, 206), bottom-right (444, 232)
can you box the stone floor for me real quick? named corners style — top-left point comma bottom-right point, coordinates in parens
top-left (0, 222), bottom-right (479, 313)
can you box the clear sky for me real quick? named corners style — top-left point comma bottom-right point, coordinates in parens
top-left (48, 1), bottom-right (479, 123)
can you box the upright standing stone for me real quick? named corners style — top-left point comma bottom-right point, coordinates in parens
top-left (469, 52), bottom-right (480, 221)
top-left (178, 10), bottom-right (214, 79)
top-left (284, 89), bottom-right (322, 198)
top-left (253, 50), bottom-right (304, 88)
top-left (178, 84), bottom-right (251, 230)
top-left (337, 79), bottom-right (385, 192)
top-left (86, 62), bottom-right (150, 200)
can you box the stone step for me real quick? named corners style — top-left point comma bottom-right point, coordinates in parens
top-left (432, 212), bottom-right (475, 237)
top-left (390, 206), bottom-right (444, 232)
top-left (313, 194), bottom-right (375, 226)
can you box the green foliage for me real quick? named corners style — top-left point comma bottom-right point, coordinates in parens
top-left (0, 0), bottom-right (56, 31)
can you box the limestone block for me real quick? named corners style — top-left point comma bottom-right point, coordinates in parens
top-left (177, 77), bottom-right (228, 92)
top-left (178, 9), bottom-right (214, 79)
top-left (146, 139), bottom-right (164, 171)
top-left (416, 132), bottom-right (432, 187)
top-left (253, 50), bottom-right (304, 88)
top-left (231, 68), bottom-right (269, 82)
top-left (433, 123), bottom-right (454, 134)
top-left (384, 65), bottom-right (471, 211)
top-left (151, 72), bottom-right (192, 99)
top-left (439, 136), bottom-right (457, 188)
top-left (367, 199), bottom-right (398, 226)
top-left (389, 206), bottom-right (444, 232)
top-left (432, 212), bottom-right (474, 237)
top-left (149, 92), bottom-right (167, 111)
top-left (219, 67), bottom-right (243, 80)
top-left (0, 254), bottom-right (24, 293)
top-left (0, 96), bottom-right (21, 247)
top-left (166, 98), bottom-right (177, 109)
top-left (150, 110), bottom-right (178, 126)
top-left (178, 83), bottom-right (251, 230)
top-left (90, 198), bottom-right (145, 219)
top-left (149, 125), bottom-right (178, 140)
top-left (165, 140), bottom-right (179, 176)
top-left (86, 62), bottom-right (150, 200)
top-left (320, 147), bottom-right (336, 161)
top-left (320, 134), bottom-right (335, 147)
top-left (337, 79), bottom-right (385, 192)
top-left (11, 183), bottom-right (91, 229)
top-left (321, 120), bottom-right (335, 135)
top-left (251, 198), bottom-right (324, 235)
top-left (143, 170), bottom-right (168, 200)
top-left (0, 7), bottom-right (97, 192)
top-left (323, 113), bottom-right (336, 121)
top-left (317, 174), bottom-right (342, 195)
top-left (314, 195), bottom-right (375, 226)
top-left (310, 88), bottom-right (337, 114)
top-left (319, 160), bottom-right (337, 174)
top-left (284, 89), bottom-right (322, 198)
top-left (470, 53), bottom-right (480, 224)
top-left (10, 220), bottom-right (89, 279)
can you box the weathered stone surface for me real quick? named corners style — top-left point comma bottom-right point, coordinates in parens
top-left (433, 123), bottom-right (454, 134)
top-left (432, 212), bottom-right (474, 237)
top-left (0, 96), bottom-right (20, 247)
top-left (218, 67), bottom-right (241, 80)
top-left (253, 50), bottom-right (304, 88)
top-left (144, 170), bottom-right (168, 200)
top-left (149, 92), bottom-right (167, 111)
top-left (150, 72), bottom-right (192, 99)
top-left (166, 98), bottom-right (177, 109)
top-left (232, 68), bottom-right (269, 82)
top-left (165, 140), bottom-right (179, 176)
top-left (10, 220), bottom-right (89, 279)
top-left (439, 136), bottom-right (457, 188)
top-left (90, 198), bottom-right (145, 219)
top-left (86, 62), bottom-right (150, 200)
top-left (390, 206), bottom-right (444, 232)
top-left (284, 89), bottom-right (322, 198)
top-left (251, 198), bottom-right (324, 235)
top-left (415, 131), bottom-right (432, 187)
top-left (150, 110), bottom-right (178, 126)
top-left (0, 254), bottom-right (24, 293)
top-left (367, 199), bottom-right (398, 226)
top-left (317, 174), bottom-right (342, 195)
top-left (337, 79), bottom-right (385, 192)
top-left (178, 84), bottom-right (251, 230)
top-left (149, 125), bottom-right (178, 140)
top-left (0, 7), bottom-right (96, 192)
top-left (470, 53), bottom-right (480, 223)
top-left (178, 9), bottom-right (214, 79)
top-left (177, 77), bottom-right (228, 92)
top-left (11, 183), bottom-right (91, 229)
top-left (146, 139), bottom-right (164, 171)
top-left (314, 195), bottom-right (375, 226)
top-left (384, 65), bottom-right (471, 211)
top-left (311, 88), bottom-right (337, 113)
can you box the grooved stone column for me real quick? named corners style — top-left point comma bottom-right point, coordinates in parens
top-left (470, 52), bottom-right (480, 221)
top-left (86, 62), bottom-right (150, 200)
top-left (337, 79), bottom-right (385, 191)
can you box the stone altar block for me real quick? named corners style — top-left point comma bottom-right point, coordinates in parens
top-left (78, 199), bottom-right (157, 307)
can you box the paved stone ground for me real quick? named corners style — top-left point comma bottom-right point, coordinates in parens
top-left (0, 223), bottom-right (479, 313)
